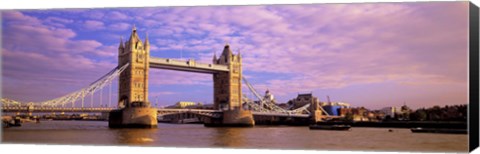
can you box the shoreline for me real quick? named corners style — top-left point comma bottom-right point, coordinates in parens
top-left (12, 118), bottom-right (468, 130)
top-left (316, 121), bottom-right (467, 129)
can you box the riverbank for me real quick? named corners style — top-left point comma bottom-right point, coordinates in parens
top-left (316, 121), bottom-right (467, 129)
top-left (158, 117), bottom-right (467, 129)
top-left (2, 116), bottom-right (22, 128)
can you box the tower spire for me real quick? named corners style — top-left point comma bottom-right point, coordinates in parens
top-left (129, 24), bottom-right (140, 49)
top-left (220, 43), bottom-right (232, 63)
top-left (144, 32), bottom-right (149, 46)
top-left (222, 43), bottom-right (232, 56)
top-left (118, 36), bottom-right (124, 49)
top-left (212, 50), bottom-right (217, 63)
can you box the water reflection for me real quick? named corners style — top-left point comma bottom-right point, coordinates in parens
top-left (211, 127), bottom-right (248, 147)
top-left (114, 128), bottom-right (158, 145)
top-left (2, 121), bottom-right (469, 152)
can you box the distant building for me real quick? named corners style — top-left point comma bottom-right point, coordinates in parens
top-left (397, 105), bottom-right (412, 120)
top-left (287, 93), bottom-right (319, 109)
top-left (339, 108), bottom-right (352, 117)
top-left (175, 101), bottom-right (197, 108)
top-left (378, 105), bottom-right (412, 120)
top-left (339, 107), bottom-right (369, 121)
top-left (380, 107), bottom-right (396, 119)
top-left (321, 102), bottom-right (351, 116)
top-left (263, 89), bottom-right (276, 104)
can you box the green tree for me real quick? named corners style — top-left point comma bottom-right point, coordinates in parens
top-left (414, 109), bottom-right (427, 121)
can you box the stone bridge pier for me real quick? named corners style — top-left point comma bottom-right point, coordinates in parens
top-left (309, 101), bottom-right (324, 124)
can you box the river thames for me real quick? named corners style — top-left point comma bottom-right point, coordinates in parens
top-left (1, 121), bottom-right (468, 152)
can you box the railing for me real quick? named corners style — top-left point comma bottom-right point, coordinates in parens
top-left (1, 107), bottom-right (115, 112)
top-left (157, 108), bottom-right (221, 112)
top-left (1, 107), bottom-right (221, 113)
top-left (252, 112), bottom-right (310, 118)
top-left (149, 57), bottom-right (229, 73)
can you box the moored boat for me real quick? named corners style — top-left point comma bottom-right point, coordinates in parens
top-left (410, 127), bottom-right (467, 134)
top-left (309, 124), bottom-right (351, 131)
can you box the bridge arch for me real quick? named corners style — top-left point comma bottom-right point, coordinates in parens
top-left (118, 95), bottom-right (129, 108)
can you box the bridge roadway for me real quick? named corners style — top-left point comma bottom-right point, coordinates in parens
top-left (149, 57), bottom-right (229, 74)
top-left (1, 107), bottom-right (312, 118)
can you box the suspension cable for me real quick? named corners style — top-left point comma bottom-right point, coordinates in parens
top-left (109, 81), bottom-right (112, 108)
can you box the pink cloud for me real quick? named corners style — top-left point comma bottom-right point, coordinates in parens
top-left (94, 45), bottom-right (117, 57)
top-left (137, 3), bottom-right (468, 107)
top-left (46, 17), bottom-right (73, 24)
top-left (83, 20), bottom-right (105, 30)
top-left (44, 16), bottom-right (73, 28)
top-left (107, 22), bottom-right (130, 31)
top-left (2, 3), bottom-right (469, 108)
top-left (2, 11), bottom-right (117, 102)
top-left (151, 29), bottom-right (174, 36)
top-left (2, 11), bottom-right (42, 26)
top-left (83, 10), bottom-right (105, 19)
top-left (148, 69), bottom-right (212, 86)
top-left (106, 2), bottom-right (467, 109)
top-left (107, 11), bottom-right (128, 20)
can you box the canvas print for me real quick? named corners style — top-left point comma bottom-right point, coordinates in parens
top-left (0, 1), bottom-right (473, 153)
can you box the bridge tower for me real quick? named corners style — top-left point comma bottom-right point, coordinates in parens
top-left (212, 44), bottom-right (254, 126)
top-left (117, 25), bottom-right (150, 107)
top-left (213, 44), bottom-right (242, 110)
top-left (109, 25), bottom-right (157, 128)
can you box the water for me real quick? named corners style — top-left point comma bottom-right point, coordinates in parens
top-left (1, 121), bottom-right (468, 152)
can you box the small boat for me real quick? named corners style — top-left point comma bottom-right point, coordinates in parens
top-left (2, 119), bottom-right (21, 127)
top-left (410, 127), bottom-right (467, 134)
top-left (11, 119), bottom-right (22, 127)
top-left (2, 121), bottom-right (10, 128)
top-left (309, 124), bottom-right (351, 131)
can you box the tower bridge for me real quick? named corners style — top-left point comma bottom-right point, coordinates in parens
top-left (112, 25), bottom-right (252, 127)
top-left (1, 25), bottom-right (326, 127)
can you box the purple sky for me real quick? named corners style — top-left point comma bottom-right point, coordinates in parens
top-left (1, 2), bottom-right (469, 109)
